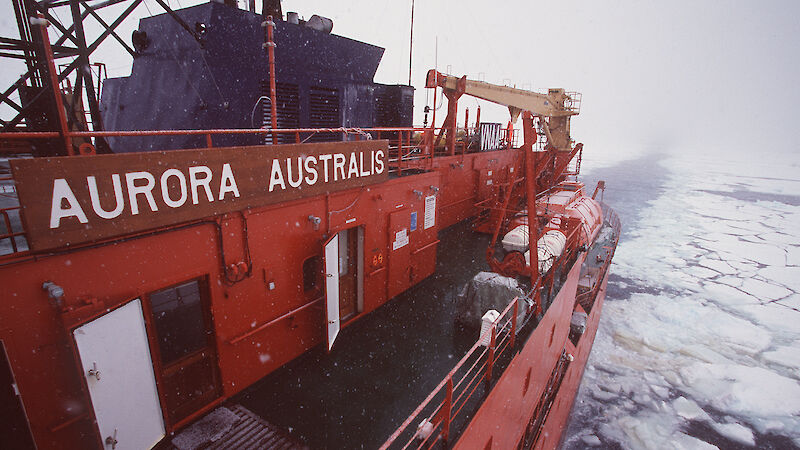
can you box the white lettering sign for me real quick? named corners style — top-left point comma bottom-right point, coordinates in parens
top-left (48, 163), bottom-right (241, 229)
top-left (392, 228), bottom-right (409, 250)
top-left (268, 150), bottom-right (385, 193)
top-left (424, 195), bottom-right (436, 230)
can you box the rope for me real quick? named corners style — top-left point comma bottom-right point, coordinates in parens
top-left (328, 188), bottom-right (364, 215)
top-left (196, 42), bottom-right (227, 104)
top-left (250, 95), bottom-right (271, 128)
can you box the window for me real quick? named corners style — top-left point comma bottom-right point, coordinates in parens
top-left (149, 280), bottom-right (207, 365)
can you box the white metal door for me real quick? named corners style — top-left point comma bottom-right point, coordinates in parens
top-left (73, 299), bottom-right (165, 450)
top-left (324, 234), bottom-right (341, 351)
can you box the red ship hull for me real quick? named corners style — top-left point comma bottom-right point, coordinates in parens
top-left (0, 144), bottom-right (519, 449)
top-left (453, 255), bottom-right (610, 449)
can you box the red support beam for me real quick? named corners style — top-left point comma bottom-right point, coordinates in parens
top-left (523, 112), bottom-right (539, 288)
top-left (35, 15), bottom-right (73, 155)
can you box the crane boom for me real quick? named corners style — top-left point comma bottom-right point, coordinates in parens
top-left (425, 70), bottom-right (579, 151)
top-left (425, 70), bottom-right (579, 121)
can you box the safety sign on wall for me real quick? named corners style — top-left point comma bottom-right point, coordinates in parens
top-left (392, 228), bottom-right (409, 250)
top-left (424, 195), bottom-right (436, 230)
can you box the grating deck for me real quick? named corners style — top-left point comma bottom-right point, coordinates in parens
top-left (169, 404), bottom-right (306, 450)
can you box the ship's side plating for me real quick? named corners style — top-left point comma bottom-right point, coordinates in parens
top-left (381, 187), bottom-right (620, 450)
top-left (0, 142), bottom-right (518, 448)
top-left (454, 205), bottom-right (620, 449)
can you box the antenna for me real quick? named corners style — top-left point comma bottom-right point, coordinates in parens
top-left (408, 0), bottom-right (415, 86)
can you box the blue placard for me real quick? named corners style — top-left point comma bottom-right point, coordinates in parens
top-left (410, 211), bottom-right (418, 232)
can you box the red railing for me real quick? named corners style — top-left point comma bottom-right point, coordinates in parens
top-left (0, 124), bottom-right (522, 258)
top-left (381, 298), bottom-right (520, 449)
top-left (0, 205), bottom-right (27, 255)
top-left (0, 126), bottom-right (451, 174)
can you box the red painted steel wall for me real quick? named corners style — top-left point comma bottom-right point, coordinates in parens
top-left (0, 148), bottom-right (520, 449)
top-left (454, 253), bottom-right (586, 450)
top-left (0, 226), bottom-right (222, 447)
top-left (432, 151), bottom-right (518, 228)
top-left (535, 271), bottom-right (609, 450)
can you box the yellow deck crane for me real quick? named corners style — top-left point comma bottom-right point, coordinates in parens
top-left (424, 70), bottom-right (580, 153)
top-left (424, 70), bottom-right (586, 289)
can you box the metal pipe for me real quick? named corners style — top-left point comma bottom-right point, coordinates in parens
top-left (408, 0), bottom-right (414, 86)
top-left (266, 15), bottom-right (278, 144)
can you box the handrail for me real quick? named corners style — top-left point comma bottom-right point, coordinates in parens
top-left (0, 126), bottom-right (432, 140)
top-left (381, 297), bottom-right (520, 449)
top-left (228, 297), bottom-right (322, 345)
top-left (0, 206), bottom-right (27, 255)
top-left (0, 125), bottom-right (522, 258)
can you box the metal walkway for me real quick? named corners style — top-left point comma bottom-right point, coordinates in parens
top-left (169, 404), bottom-right (306, 450)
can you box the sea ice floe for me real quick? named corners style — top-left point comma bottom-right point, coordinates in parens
top-left (672, 396), bottom-right (711, 421)
top-left (580, 434), bottom-right (602, 446)
top-left (740, 277), bottom-right (793, 302)
top-left (700, 282), bottom-right (756, 306)
top-left (615, 412), bottom-right (718, 450)
top-left (714, 275), bottom-right (744, 289)
top-left (757, 231), bottom-right (798, 246)
top-left (684, 265), bottom-right (719, 280)
top-left (710, 422), bottom-right (755, 446)
top-left (679, 363), bottom-right (800, 419)
top-left (720, 239), bottom-right (786, 267)
top-left (696, 257), bottom-right (738, 275)
top-left (757, 266), bottom-right (800, 291)
top-left (732, 303), bottom-right (800, 335)
top-left (762, 345), bottom-right (800, 374)
top-left (608, 294), bottom-right (771, 360)
top-left (788, 245), bottom-right (800, 267)
top-left (565, 155), bottom-right (800, 448)
top-left (720, 258), bottom-right (760, 274)
top-left (671, 433), bottom-right (719, 450)
top-left (779, 294), bottom-right (800, 310)
top-left (678, 344), bottom-right (731, 365)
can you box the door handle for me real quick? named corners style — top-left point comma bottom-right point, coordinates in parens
top-left (87, 362), bottom-right (101, 381)
top-left (105, 428), bottom-right (118, 449)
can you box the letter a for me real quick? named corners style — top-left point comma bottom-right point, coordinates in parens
top-left (50, 178), bottom-right (88, 228)
top-left (269, 159), bottom-right (286, 192)
top-left (218, 163), bottom-right (240, 200)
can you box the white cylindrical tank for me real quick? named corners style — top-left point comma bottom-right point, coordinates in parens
top-left (566, 196), bottom-right (603, 245)
top-left (524, 230), bottom-right (567, 274)
top-left (501, 225), bottom-right (529, 253)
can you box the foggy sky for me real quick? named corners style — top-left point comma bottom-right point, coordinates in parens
top-left (2, 0), bottom-right (799, 161)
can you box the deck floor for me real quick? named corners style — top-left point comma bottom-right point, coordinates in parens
top-left (235, 221), bottom-right (492, 449)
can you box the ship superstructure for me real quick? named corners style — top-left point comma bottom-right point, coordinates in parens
top-left (0, 2), bottom-right (618, 449)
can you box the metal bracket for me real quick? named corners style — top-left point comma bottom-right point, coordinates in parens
top-left (105, 428), bottom-right (118, 449)
top-left (87, 361), bottom-right (100, 380)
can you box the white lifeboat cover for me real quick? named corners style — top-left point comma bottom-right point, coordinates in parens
top-left (566, 196), bottom-right (603, 244)
top-left (501, 225), bottom-right (530, 253)
top-left (524, 230), bottom-right (567, 274)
